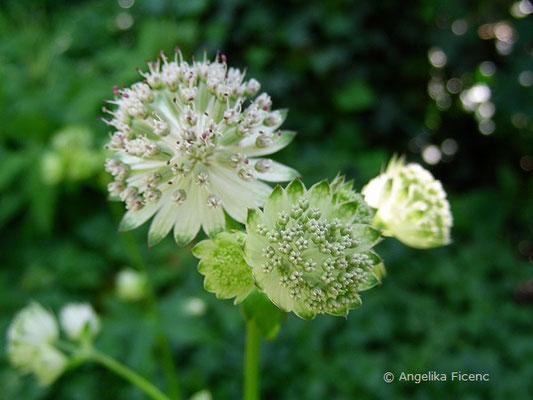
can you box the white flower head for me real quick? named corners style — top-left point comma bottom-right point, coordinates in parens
top-left (7, 302), bottom-right (68, 386)
top-left (362, 156), bottom-right (453, 248)
top-left (103, 50), bottom-right (299, 246)
top-left (116, 268), bottom-right (148, 302)
top-left (245, 179), bottom-right (383, 320)
top-left (59, 303), bottom-right (100, 341)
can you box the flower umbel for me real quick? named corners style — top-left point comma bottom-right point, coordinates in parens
top-left (59, 303), bottom-right (100, 341)
top-left (7, 302), bottom-right (68, 386)
top-left (244, 179), bottom-right (383, 320)
top-left (362, 156), bottom-right (453, 248)
top-left (103, 50), bottom-right (299, 246)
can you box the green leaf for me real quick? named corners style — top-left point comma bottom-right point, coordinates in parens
top-left (241, 289), bottom-right (285, 340)
top-left (334, 78), bottom-right (376, 112)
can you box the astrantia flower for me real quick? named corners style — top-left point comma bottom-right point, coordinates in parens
top-left (7, 302), bottom-right (68, 385)
top-left (59, 303), bottom-right (100, 341)
top-left (362, 156), bottom-right (452, 249)
top-left (103, 50), bottom-right (299, 246)
top-left (244, 179), bottom-right (383, 320)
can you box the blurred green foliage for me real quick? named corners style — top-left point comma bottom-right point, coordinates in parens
top-left (1, 0), bottom-right (532, 399)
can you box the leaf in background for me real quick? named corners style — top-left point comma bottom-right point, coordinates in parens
top-left (334, 78), bottom-right (376, 112)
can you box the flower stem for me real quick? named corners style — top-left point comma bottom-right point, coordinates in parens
top-left (243, 320), bottom-right (261, 400)
top-left (89, 349), bottom-right (171, 400)
top-left (109, 202), bottom-right (182, 400)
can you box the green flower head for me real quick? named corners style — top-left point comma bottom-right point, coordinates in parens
top-left (103, 50), bottom-right (299, 246)
top-left (362, 156), bottom-right (453, 249)
top-left (244, 179), bottom-right (383, 320)
top-left (193, 231), bottom-right (255, 304)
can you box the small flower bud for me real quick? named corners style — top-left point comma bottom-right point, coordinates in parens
top-left (59, 303), bottom-right (100, 341)
top-left (172, 189), bottom-right (187, 204)
top-left (362, 157), bottom-right (452, 248)
top-left (255, 93), bottom-right (272, 110)
top-left (180, 86), bottom-right (197, 103)
top-left (255, 159), bottom-right (272, 173)
top-left (245, 78), bottom-right (261, 96)
top-left (256, 135), bottom-right (273, 148)
top-left (116, 268), bottom-right (148, 301)
top-left (264, 111), bottom-right (282, 126)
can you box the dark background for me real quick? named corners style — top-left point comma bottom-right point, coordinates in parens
top-left (1, 0), bottom-right (532, 399)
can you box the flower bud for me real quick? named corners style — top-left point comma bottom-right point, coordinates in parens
top-left (362, 156), bottom-right (452, 248)
top-left (59, 303), bottom-right (100, 341)
top-left (116, 268), bottom-right (148, 302)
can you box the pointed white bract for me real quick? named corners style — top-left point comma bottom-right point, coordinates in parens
top-left (362, 156), bottom-right (453, 248)
top-left (7, 302), bottom-right (68, 386)
top-left (59, 303), bottom-right (100, 341)
top-left (103, 51), bottom-right (299, 246)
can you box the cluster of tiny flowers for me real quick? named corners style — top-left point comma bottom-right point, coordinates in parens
top-left (103, 50), bottom-right (298, 246)
top-left (245, 179), bottom-right (382, 319)
top-left (362, 156), bottom-right (453, 249)
top-left (7, 302), bottom-right (100, 386)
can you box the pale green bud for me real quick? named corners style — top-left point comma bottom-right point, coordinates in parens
top-left (362, 156), bottom-right (453, 249)
top-left (59, 303), bottom-right (100, 341)
top-left (116, 268), bottom-right (148, 302)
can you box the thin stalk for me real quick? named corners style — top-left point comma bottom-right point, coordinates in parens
top-left (89, 350), bottom-right (171, 400)
top-left (243, 320), bottom-right (261, 400)
top-left (109, 202), bottom-right (181, 400)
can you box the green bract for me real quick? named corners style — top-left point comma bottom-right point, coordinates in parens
top-left (193, 231), bottom-right (255, 304)
top-left (330, 174), bottom-right (375, 222)
top-left (244, 179), bottom-right (383, 320)
top-left (362, 156), bottom-right (453, 249)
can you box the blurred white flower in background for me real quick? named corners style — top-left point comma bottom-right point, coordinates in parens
top-left (7, 302), bottom-right (68, 385)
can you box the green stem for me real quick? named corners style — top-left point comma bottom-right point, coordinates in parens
top-left (89, 350), bottom-right (171, 400)
top-left (244, 320), bottom-right (261, 400)
top-left (109, 202), bottom-right (181, 400)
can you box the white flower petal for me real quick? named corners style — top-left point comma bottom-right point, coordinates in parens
top-left (119, 201), bottom-right (161, 231)
top-left (173, 185), bottom-right (201, 245)
top-left (225, 131), bottom-right (297, 157)
top-left (148, 198), bottom-right (176, 246)
top-left (209, 166), bottom-right (271, 222)
top-left (249, 159), bottom-right (300, 182)
top-left (201, 201), bottom-right (225, 237)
